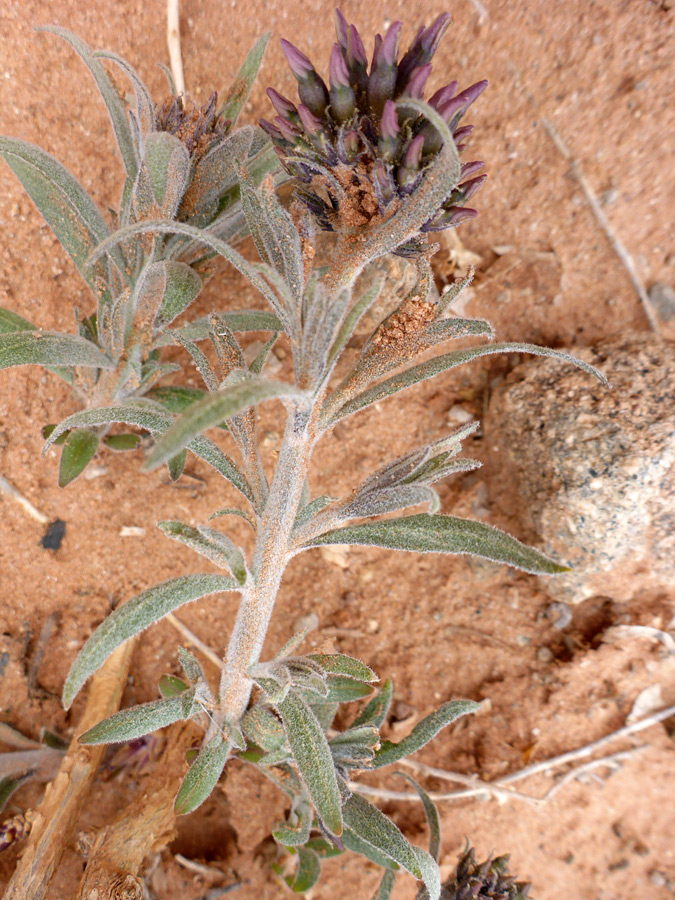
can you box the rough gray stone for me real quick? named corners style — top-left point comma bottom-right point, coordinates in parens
top-left (484, 333), bottom-right (675, 603)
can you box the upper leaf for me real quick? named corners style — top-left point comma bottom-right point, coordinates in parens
top-left (372, 700), bottom-right (478, 769)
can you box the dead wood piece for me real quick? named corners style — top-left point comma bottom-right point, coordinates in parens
top-left (74, 721), bottom-right (199, 900)
top-left (3, 641), bottom-right (136, 900)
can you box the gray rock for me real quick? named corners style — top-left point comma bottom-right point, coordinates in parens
top-left (484, 334), bottom-right (675, 603)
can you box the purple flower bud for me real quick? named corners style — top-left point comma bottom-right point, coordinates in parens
top-left (267, 88), bottom-right (298, 121)
top-left (281, 39), bottom-right (314, 79)
top-left (452, 125), bottom-right (474, 143)
top-left (339, 129), bottom-right (362, 163)
top-left (348, 25), bottom-right (368, 69)
top-left (259, 118), bottom-right (286, 141)
top-left (429, 81), bottom-right (458, 110)
top-left (273, 115), bottom-right (301, 142)
top-left (334, 8), bottom-right (349, 50)
top-left (401, 63), bottom-right (432, 99)
top-left (368, 22), bottom-right (402, 117)
top-left (421, 205), bottom-right (478, 232)
top-left (396, 13), bottom-right (450, 90)
top-left (372, 160), bottom-right (395, 206)
top-left (460, 159), bottom-right (485, 179)
top-left (459, 173), bottom-right (487, 201)
top-left (455, 80), bottom-right (489, 108)
top-left (378, 99), bottom-right (401, 161)
top-left (297, 104), bottom-right (322, 136)
top-left (281, 39), bottom-right (329, 117)
top-left (330, 45), bottom-right (357, 124)
top-left (397, 133), bottom-right (425, 191)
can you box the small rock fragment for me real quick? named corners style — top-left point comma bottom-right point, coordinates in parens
top-left (41, 519), bottom-right (66, 551)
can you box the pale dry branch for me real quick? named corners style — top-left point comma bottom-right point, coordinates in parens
top-left (167, 0), bottom-right (186, 99)
top-left (166, 612), bottom-right (223, 669)
top-left (0, 475), bottom-right (48, 524)
top-left (3, 640), bottom-right (136, 900)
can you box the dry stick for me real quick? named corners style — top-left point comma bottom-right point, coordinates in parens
top-left (3, 640), bottom-right (136, 900)
top-left (509, 64), bottom-right (660, 333)
top-left (0, 475), bottom-right (48, 524)
top-left (73, 721), bottom-right (200, 900)
top-left (167, 0), bottom-right (186, 99)
top-left (166, 612), bottom-right (223, 669)
top-left (349, 703), bottom-right (675, 805)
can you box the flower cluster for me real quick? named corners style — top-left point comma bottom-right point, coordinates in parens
top-left (261, 9), bottom-right (487, 248)
top-left (156, 92), bottom-right (229, 161)
top-left (441, 847), bottom-right (533, 899)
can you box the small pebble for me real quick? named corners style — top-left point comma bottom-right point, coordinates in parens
top-left (41, 519), bottom-right (66, 551)
top-left (548, 601), bottom-right (573, 630)
top-left (648, 282), bottom-right (675, 323)
top-left (537, 646), bottom-right (554, 663)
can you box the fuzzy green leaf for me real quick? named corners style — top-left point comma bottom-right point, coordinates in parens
top-left (328, 725), bottom-right (379, 768)
top-left (352, 679), bottom-right (393, 730)
top-left (153, 309), bottom-right (283, 348)
top-left (317, 676), bottom-right (374, 703)
top-left (0, 307), bottom-right (36, 333)
top-left (276, 690), bottom-right (343, 837)
top-left (306, 514), bottom-right (568, 575)
top-left (93, 49), bottom-right (156, 137)
top-left (158, 521), bottom-right (247, 584)
top-left (133, 132), bottom-right (191, 220)
top-left (289, 846), bottom-right (321, 893)
top-left (306, 654), bottom-right (377, 683)
top-left (272, 799), bottom-right (312, 847)
top-left (131, 260), bottom-right (203, 331)
top-left (221, 34), bottom-right (270, 126)
top-left (372, 700), bottom-right (478, 769)
top-left (174, 734), bottom-right (230, 815)
top-left (147, 385), bottom-right (209, 415)
top-left (167, 449), bottom-right (187, 481)
top-left (398, 775), bottom-right (441, 862)
top-left (342, 828), bottom-right (399, 870)
top-left (343, 791), bottom-right (440, 900)
top-left (328, 342), bottom-right (608, 425)
top-left (371, 870), bottom-right (397, 900)
top-left (0, 331), bottom-right (113, 371)
top-left (103, 433), bottom-right (141, 451)
top-left (58, 428), bottom-right (99, 487)
top-left (145, 378), bottom-right (304, 470)
top-left (79, 692), bottom-right (195, 745)
top-left (41, 404), bottom-right (252, 502)
top-left (242, 706), bottom-right (286, 752)
top-left (63, 574), bottom-right (239, 708)
top-left (40, 27), bottom-right (137, 177)
top-left (0, 137), bottom-right (115, 295)
top-left (159, 674), bottom-right (189, 698)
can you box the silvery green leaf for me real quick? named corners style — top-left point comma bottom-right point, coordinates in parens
top-left (241, 706), bottom-right (286, 752)
top-left (130, 260), bottom-right (202, 330)
top-left (174, 734), bottom-right (230, 815)
top-left (132, 132), bottom-right (191, 220)
top-left (58, 428), bottom-right (99, 487)
top-left (288, 846), bottom-right (321, 893)
top-left (172, 330), bottom-right (219, 392)
top-left (276, 690), bottom-right (343, 837)
top-left (294, 495), bottom-right (335, 530)
top-left (372, 700), bottom-right (478, 769)
top-left (41, 404), bottom-right (252, 502)
top-left (312, 676), bottom-right (373, 704)
top-left (240, 173), bottom-right (305, 306)
top-left (342, 828), bottom-right (399, 871)
top-left (341, 485), bottom-right (439, 520)
top-left (177, 647), bottom-right (206, 685)
top-left (398, 775), bottom-right (440, 862)
top-left (102, 433), bottom-right (141, 452)
top-left (327, 276), bottom-right (384, 368)
top-left (272, 798), bottom-right (312, 847)
top-left (371, 870), bottom-right (397, 900)
top-left (0, 307), bottom-right (36, 333)
top-left (329, 725), bottom-right (379, 768)
top-left (166, 449), bottom-right (186, 481)
top-left (249, 332), bottom-right (278, 376)
top-left (220, 34), bottom-right (270, 126)
top-left (306, 514), bottom-right (569, 575)
top-left (208, 507), bottom-right (255, 529)
top-left (342, 791), bottom-right (440, 900)
top-left (305, 837), bottom-right (343, 859)
top-left (327, 342), bottom-right (608, 426)
top-left (159, 674), bottom-right (189, 698)
top-left (38, 27), bottom-right (137, 178)
top-left (0, 137), bottom-right (119, 298)
top-left (152, 309), bottom-right (283, 348)
top-left (145, 378), bottom-right (304, 470)
top-left (0, 331), bottom-right (113, 371)
top-left (157, 521), bottom-right (248, 585)
top-left (304, 700), bottom-right (339, 732)
top-left (62, 573), bottom-right (239, 708)
top-left (0, 776), bottom-right (30, 815)
top-left (87, 219), bottom-right (289, 326)
top-left (306, 654), bottom-right (377, 683)
top-left (79, 691), bottom-right (196, 745)
top-left (92, 49), bottom-right (156, 136)
top-left (352, 679), bottom-right (393, 730)
top-left (179, 127), bottom-right (261, 225)
top-left (147, 385), bottom-right (209, 415)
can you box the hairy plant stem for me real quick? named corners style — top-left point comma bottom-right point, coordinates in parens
top-left (213, 404), bottom-right (315, 735)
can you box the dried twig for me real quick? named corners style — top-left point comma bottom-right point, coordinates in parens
top-left (604, 624), bottom-right (675, 654)
top-left (3, 641), bottom-right (137, 900)
top-left (0, 475), bottom-right (48, 524)
top-left (27, 612), bottom-right (61, 695)
top-left (167, 0), bottom-right (186, 99)
top-left (349, 704), bottom-right (675, 806)
top-left (166, 612), bottom-right (222, 669)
